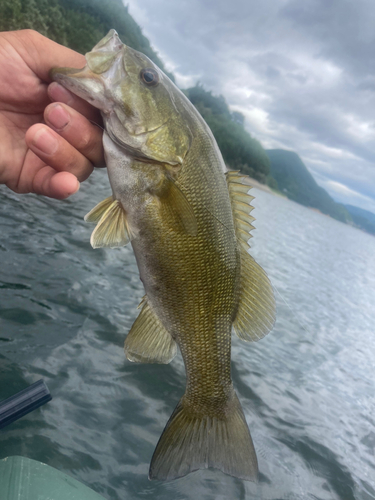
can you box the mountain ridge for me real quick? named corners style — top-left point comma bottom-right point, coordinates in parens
top-left (265, 149), bottom-right (351, 223)
top-left (344, 204), bottom-right (375, 235)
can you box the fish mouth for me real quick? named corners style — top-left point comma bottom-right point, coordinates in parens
top-left (50, 30), bottom-right (124, 113)
top-left (50, 29), bottom-right (123, 81)
top-left (50, 65), bottom-right (114, 113)
top-left (49, 66), bottom-right (84, 79)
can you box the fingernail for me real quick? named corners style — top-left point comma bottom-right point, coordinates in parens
top-left (46, 104), bottom-right (70, 130)
top-left (32, 128), bottom-right (58, 155)
top-left (66, 179), bottom-right (80, 196)
top-left (48, 82), bottom-right (74, 105)
top-left (72, 180), bottom-right (80, 195)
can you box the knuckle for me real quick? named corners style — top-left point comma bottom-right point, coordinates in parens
top-left (17, 29), bottom-right (41, 44)
top-left (78, 132), bottom-right (93, 151)
top-left (22, 29), bottom-right (37, 37)
top-left (77, 130), bottom-right (102, 161)
top-left (8, 182), bottom-right (28, 194)
top-left (65, 154), bottom-right (80, 172)
top-left (63, 151), bottom-right (92, 181)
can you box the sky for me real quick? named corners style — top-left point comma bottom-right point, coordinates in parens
top-left (124, 0), bottom-right (375, 214)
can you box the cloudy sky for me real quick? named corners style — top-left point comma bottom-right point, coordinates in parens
top-left (125, 0), bottom-right (375, 214)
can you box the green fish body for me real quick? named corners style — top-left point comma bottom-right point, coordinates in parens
top-left (52, 30), bottom-right (276, 481)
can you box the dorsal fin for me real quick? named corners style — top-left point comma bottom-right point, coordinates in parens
top-left (125, 297), bottom-right (177, 364)
top-left (226, 171), bottom-right (276, 341)
top-left (226, 171), bottom-right (255, 250)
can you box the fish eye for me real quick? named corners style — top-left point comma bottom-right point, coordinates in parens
top-left (140, 68), bottom-right (159, 87)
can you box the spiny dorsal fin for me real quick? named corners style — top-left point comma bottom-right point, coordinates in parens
top-left (226, 171), bottom-right (255, 250)
top-left (125, 298), bottom-right (177, 364)
top-left (159, 179), bottom-right (198, 236)
top-left (226, 171), bottom-right (276, 341)
top-left (85, 198), bottom-right (133, 249)
top-left (233, 247), bottom-right (276, 341)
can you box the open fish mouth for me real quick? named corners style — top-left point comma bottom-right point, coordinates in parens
top-left (50, 63), bottom-right (116, 115)
top-left (50, 29), bottom-right (169, 150)
top-left (50, 30), bottom-right (125, 114)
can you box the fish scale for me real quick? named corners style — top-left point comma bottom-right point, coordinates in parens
top-left (52, 29), bottom-right (276, 482)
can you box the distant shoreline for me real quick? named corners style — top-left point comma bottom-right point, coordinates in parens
top-left (247, 177), bottom-right (374, 236)
top-left (246, 177), bottom-right (339, 217)
top-left (247, 177), bottom-right (333, 218)
top-left (245, 177), bottom-right (273, 194)
top-left (246, 177), bottom-right (282, 197)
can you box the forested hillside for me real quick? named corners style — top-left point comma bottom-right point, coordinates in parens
top-left (185, 85), bottom-right (274, 184)
top-left (266, 149), bottom-right (351, 223)
top-left (0, 0), bottom-right (174, 80)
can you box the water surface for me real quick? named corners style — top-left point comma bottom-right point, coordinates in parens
top-left (1, 173), bottom-right (374, 500)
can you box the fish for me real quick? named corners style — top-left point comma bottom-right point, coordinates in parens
top-left (51, 30), bottom-right (276, 482)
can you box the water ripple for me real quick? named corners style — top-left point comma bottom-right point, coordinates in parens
top-left (1, 183), bottom-right (375, 499)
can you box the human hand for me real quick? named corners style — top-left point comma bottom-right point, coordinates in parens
top-left (0, 29), bottom-right (105, 199)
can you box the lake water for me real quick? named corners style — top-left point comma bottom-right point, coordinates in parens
top-left (1, 171), bottom-right (374, 500)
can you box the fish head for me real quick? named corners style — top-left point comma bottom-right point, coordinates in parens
top-left (51, 30), bottom-right (193, 166)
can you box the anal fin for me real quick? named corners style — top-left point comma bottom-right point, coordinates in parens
top-left (125, 298), bottom-right (177, 364)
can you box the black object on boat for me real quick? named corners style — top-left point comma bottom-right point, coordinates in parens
top-left (0, 380), bottom-right (52, 429)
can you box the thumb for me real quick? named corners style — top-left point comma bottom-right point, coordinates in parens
top-left (12, 30), bottom-right (86, 83)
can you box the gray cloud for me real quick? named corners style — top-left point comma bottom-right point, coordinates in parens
top-left (126, 0), bottom-right (375, 213)
top-left (281, 0), bottom-right (375, 78)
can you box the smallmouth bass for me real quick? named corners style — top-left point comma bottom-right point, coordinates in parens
top-left (52, 30), bottom-right (276, 481)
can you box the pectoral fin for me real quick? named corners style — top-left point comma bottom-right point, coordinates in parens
top-left (84, 196), bottom-right (113, 223)
top-left (125, 298), bottom-right (177, 364)
top-left (85, 198), bottom-right (133, 249)
top-left (226, 171), bottom-right (276, 341)
top-left (159, 179), bottom-right (198, 236)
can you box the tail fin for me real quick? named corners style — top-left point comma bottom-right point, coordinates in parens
top-left (149, 392), bottom-right (258, 481)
